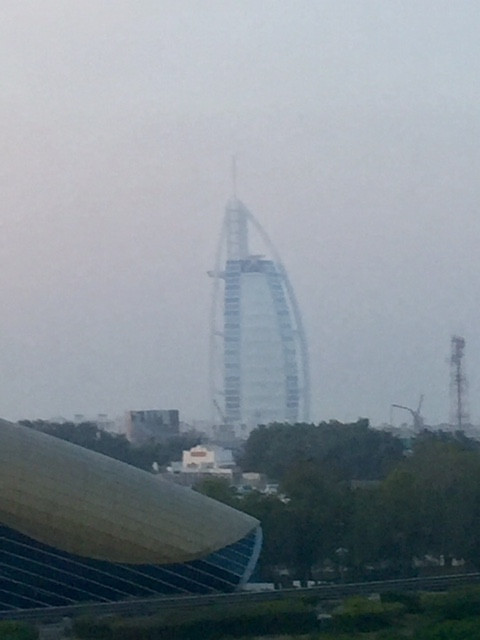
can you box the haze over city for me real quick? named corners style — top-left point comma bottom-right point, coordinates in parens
top-left (1, 1), bottom-right (479, 426)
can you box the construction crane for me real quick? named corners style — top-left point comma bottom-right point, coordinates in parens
top-left (213, 399), bottom-right (227, 424)
top-left (391, 395), bottom-right (425, 431)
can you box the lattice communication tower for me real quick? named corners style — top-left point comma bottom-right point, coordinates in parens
top-left (449, 335), bottom-right (469, 429)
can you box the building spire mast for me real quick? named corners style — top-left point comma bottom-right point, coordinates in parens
top-left (231, 155), bottom-right (237, 199)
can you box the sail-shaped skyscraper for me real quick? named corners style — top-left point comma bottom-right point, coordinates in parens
top-left (209, 193), bottom-right (310, 435)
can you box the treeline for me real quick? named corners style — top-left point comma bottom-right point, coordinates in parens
top-left (19, 420), bottom-right (202, 472)
top-left (70, 586), bottom-right (480, 639)
top-left (240, 419), bottom-right (404, 480)
top-left (21, 417), bottom-right (480, 585)
top-left (199, 422), bottom-right (480, 584)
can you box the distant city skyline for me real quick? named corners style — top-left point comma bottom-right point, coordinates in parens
top-left (0, 3), bottom-right (479, 426)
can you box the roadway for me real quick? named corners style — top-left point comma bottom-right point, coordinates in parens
top-left (3, 572), bottom-right (480, 623)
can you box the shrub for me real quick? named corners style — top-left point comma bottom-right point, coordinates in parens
top-left (71, 616), bottom-right (113, 640)
top-left (376, 632), bottom-right (407, 640)
top-left (414, 616), bottom-right (480, 640)
top-left (381, 590), bottom-right (421, 613)
top-left (0, 621), bottom-right (38, 640)
top-left (73, 600), bottom-right (318, 640)
top-left (332, 596), bottom-right (405, 633)
top-left (421, 586), bottom-right (480, 620)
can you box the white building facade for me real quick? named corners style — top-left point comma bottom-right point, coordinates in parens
top-left (168, 445), bottom-right (236, 480)
top-left (182, 444), bottom-right (235, 470)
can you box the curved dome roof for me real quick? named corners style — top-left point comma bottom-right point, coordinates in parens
top-left (0, 420), bottom-right (258, 565)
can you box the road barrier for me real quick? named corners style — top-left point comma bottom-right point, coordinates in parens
top-left (2, 572), bottom-right (480, 623)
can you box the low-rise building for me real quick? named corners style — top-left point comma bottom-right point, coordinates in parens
top-left (183, 444), bottom-right (235, 470)
top-left (126, 409), bottom-right (179, 445)
top-left (167, 444), bottom-right (238, 484)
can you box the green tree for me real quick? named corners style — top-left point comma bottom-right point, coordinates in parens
top-left (194, 476), bottom-right (239, 508)
top-left (380, 469), bottom-right (424, 575)
top-left (282, 461), bottom-right (352, 583)
top-left (20, 420), bottom-right (202, 472)
top-left (376, 433), bottom-right (480, 573)
top-left (242, 491), bottom-right (296, 578)
top-left (406, 434), bottom-right (480, 566)
top-left (240, 420), bottom-right (404, 482)
top-left (347, 485), bottom-right (386, 577)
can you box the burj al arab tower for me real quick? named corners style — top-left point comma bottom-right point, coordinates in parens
top-left (209, 187), bottom-right (310, 435)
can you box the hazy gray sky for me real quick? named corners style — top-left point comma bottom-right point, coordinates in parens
top-left (1, 1), bottom-right (480, 426)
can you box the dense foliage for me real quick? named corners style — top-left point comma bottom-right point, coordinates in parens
top-left (19, 419), bottom-right (202, 471)
top-left (71, 587), bottom-right (480, 639)
top-left (22, 417), bottom-right (480, 587)
top-left (200, 424), bottom-right (480, 584)
top-left (72, 600), bottom-right (317, 639)
top-left (240, 419), bottom-right (404, 481)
